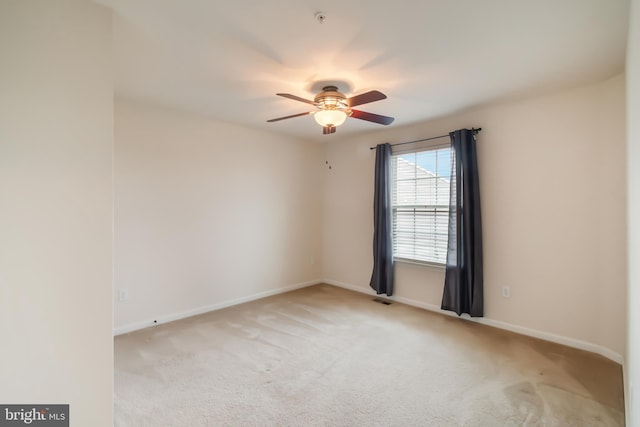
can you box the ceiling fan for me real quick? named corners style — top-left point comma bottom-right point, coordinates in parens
top-left (267, 85), bottom-right (394, 135)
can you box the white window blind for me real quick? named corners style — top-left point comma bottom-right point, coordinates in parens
top-left (392, 146), bottom-right (452, 265)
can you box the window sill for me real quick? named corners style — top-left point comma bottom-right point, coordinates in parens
top-left (394, 258), bottom-right (446, 271)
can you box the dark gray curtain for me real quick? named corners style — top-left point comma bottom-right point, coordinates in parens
top-left (370, 143), bottom-right (394, 295)
top-left (441, 129), bottom-right (483, 316)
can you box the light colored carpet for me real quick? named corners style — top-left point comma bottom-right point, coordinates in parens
top-left (114, 284), bottom-right (624, 426)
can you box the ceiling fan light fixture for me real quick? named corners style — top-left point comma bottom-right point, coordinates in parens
top-left (314, 109), bottom-right (348, 127)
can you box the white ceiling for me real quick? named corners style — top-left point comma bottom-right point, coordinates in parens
top-left (98, 0), bottom-right (629, 141)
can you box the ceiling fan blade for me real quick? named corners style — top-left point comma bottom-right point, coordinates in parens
top-left (266, 111), bottom-right (313, 122)
top-left (350, 109), bottom-right (395, 125)
top-left (276, 93), bottom-right (315, 105)
top-left (346, 90), bottom-right (387, 107)
top-left (322, 125), bottom-right (336, 135)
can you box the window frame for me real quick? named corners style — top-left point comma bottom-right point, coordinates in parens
top-left (390, 143), bottom-right (452, 268)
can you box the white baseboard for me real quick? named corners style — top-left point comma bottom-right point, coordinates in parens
top-left (323, 279), bottom-right (624, 364)
top-left (114, 277), bottom-right (624, 365)
top-left (113, 279), bottom-right (322, 336)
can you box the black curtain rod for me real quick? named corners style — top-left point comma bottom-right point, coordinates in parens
top-left (369, 127), bottom-right (482, 150)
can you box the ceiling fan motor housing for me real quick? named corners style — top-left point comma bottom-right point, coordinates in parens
top-left (314, 86), bottom-right (350, 111)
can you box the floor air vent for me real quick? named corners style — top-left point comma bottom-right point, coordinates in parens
top-left (373, 298), bottom-right (392, 305)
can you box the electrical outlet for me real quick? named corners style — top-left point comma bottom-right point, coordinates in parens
top-left (118, 289), bottom-right (129, 302)
top-left (501, 286), bottom-right (510, 298)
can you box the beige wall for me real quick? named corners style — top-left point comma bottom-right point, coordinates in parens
top-left (626, 0), bottom-right (640, 424)
top-left (114, 98), bottom-right (324, 331)
top-left (0, 1), bottom-right (113, 424)
top-left (323, 74), bottom-right (627, 359)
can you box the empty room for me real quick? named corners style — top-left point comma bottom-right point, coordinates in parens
top-left (2, 0), bottom-right (640, 426)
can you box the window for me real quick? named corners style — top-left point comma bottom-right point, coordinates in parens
top-left (391, 145), bottom-right (452, 265)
